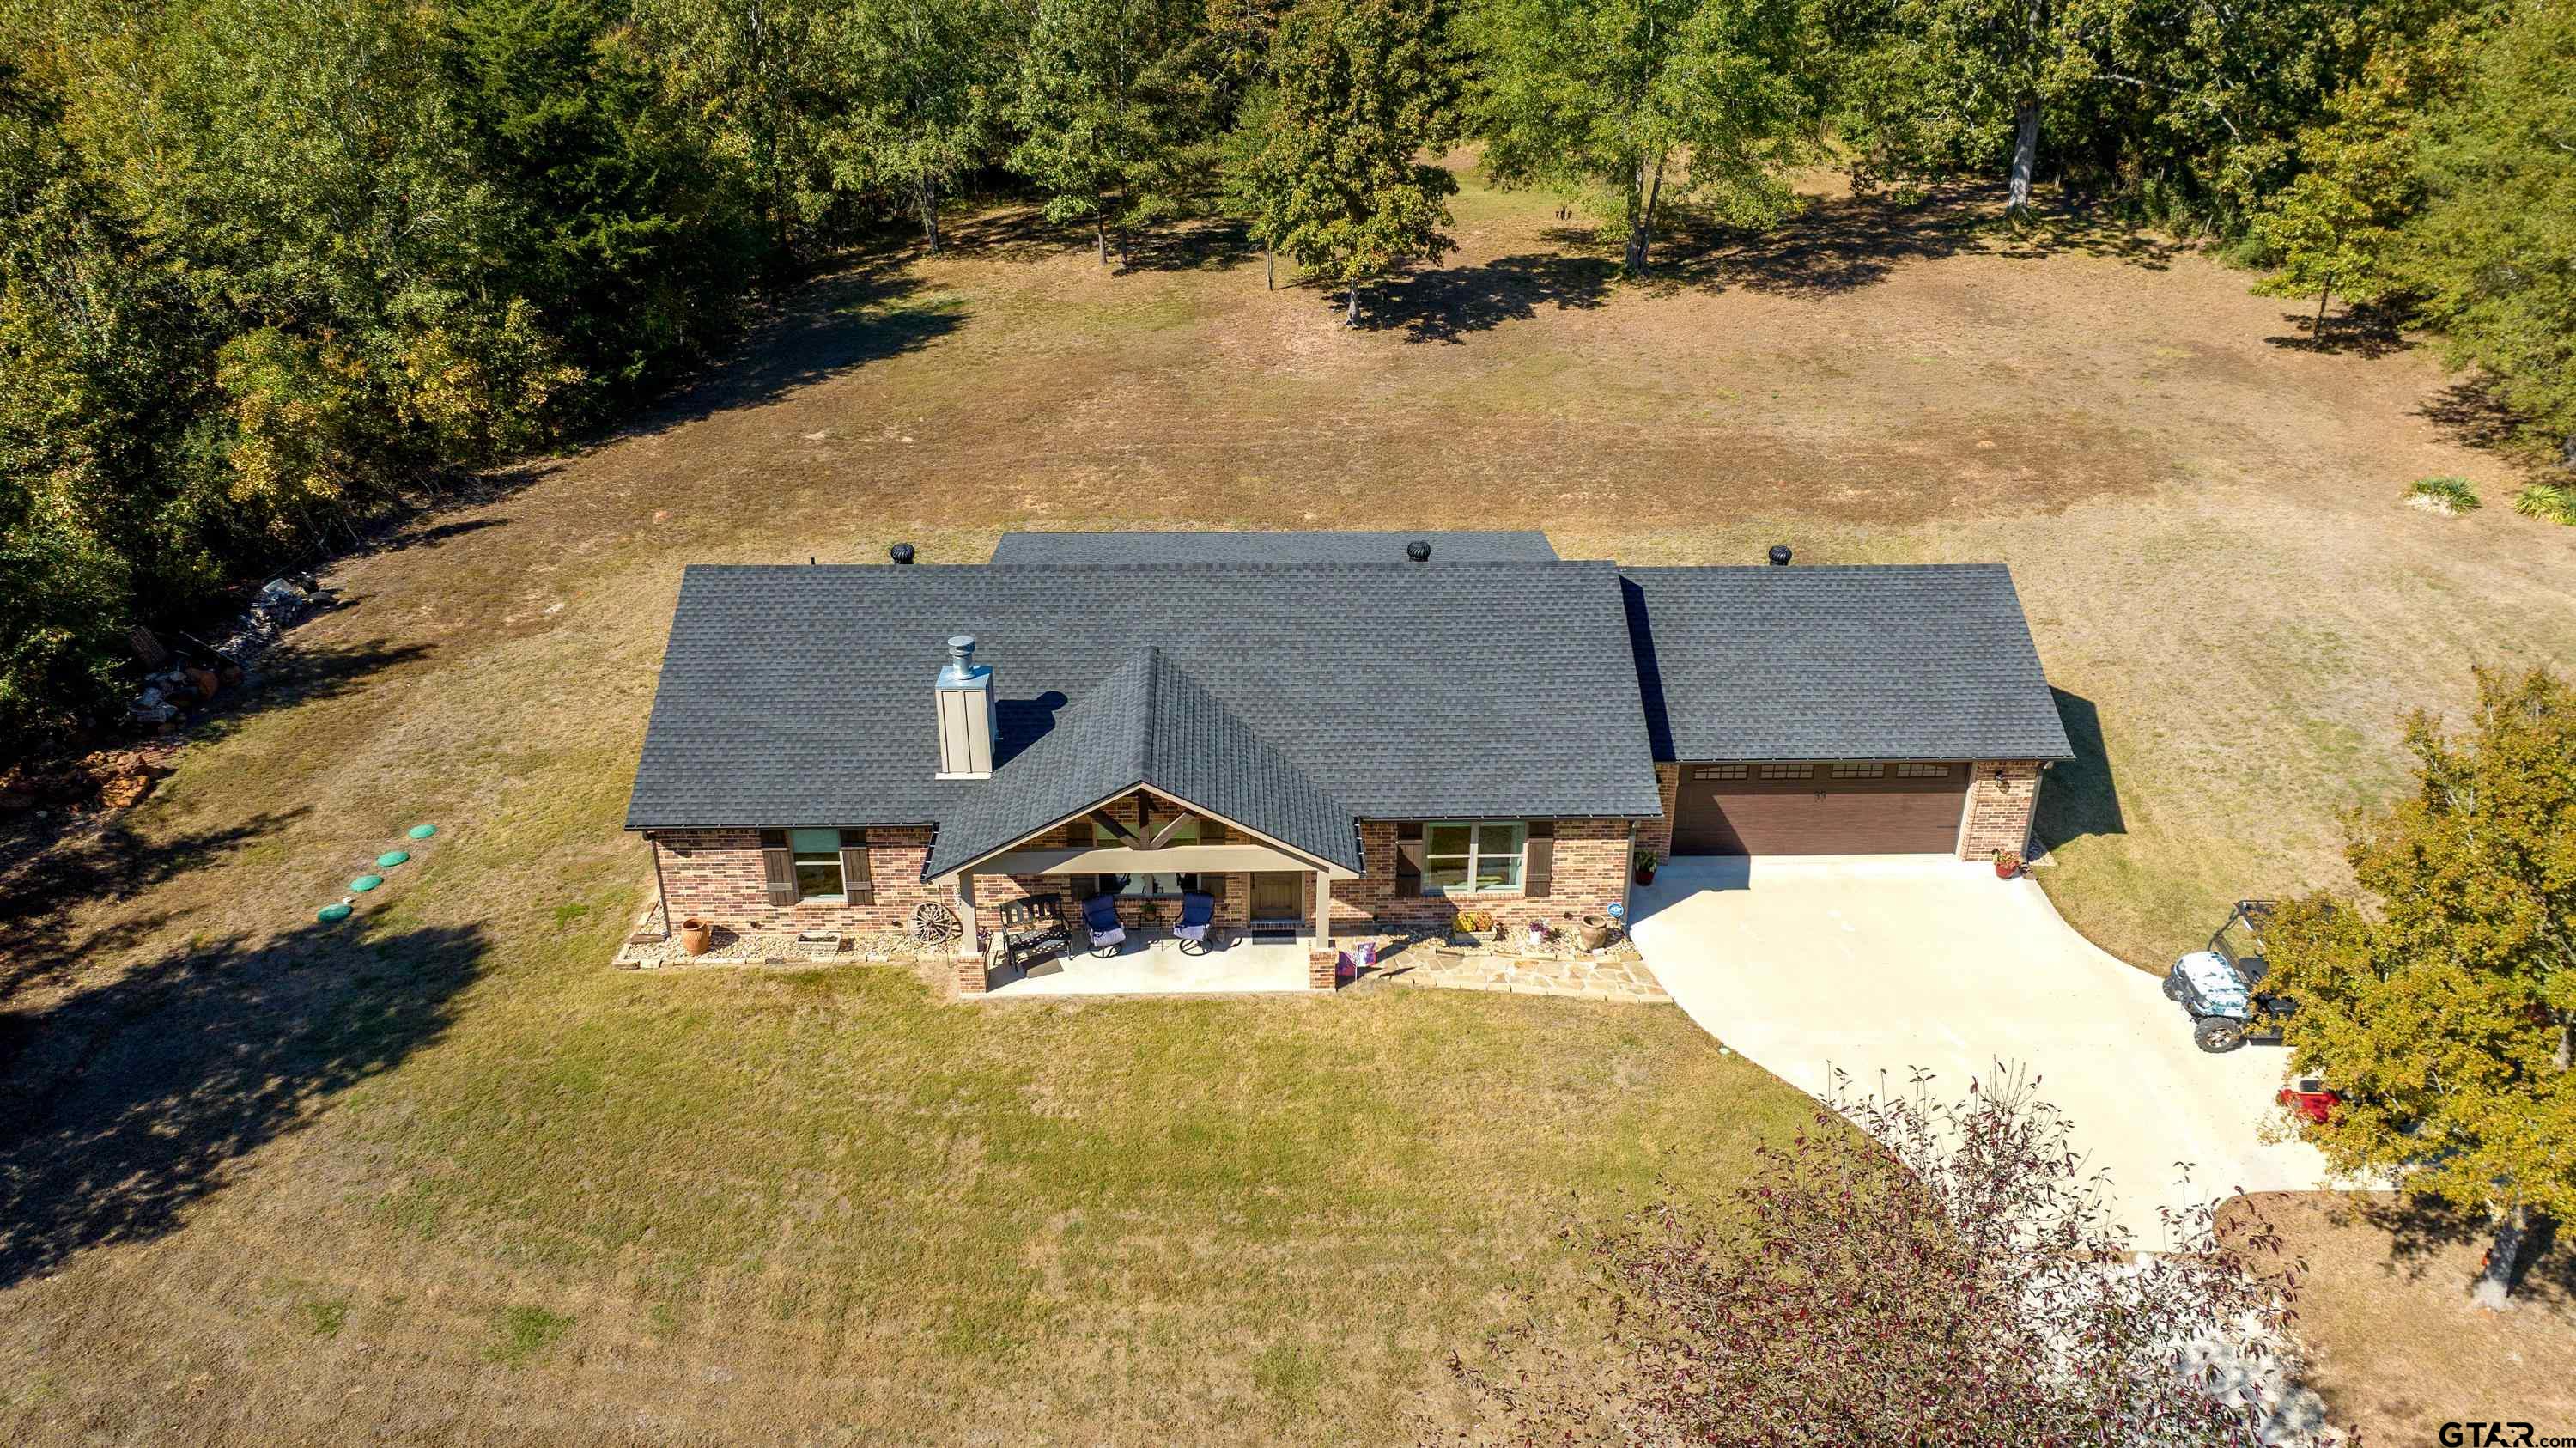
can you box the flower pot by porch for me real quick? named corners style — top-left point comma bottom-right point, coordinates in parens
top-left (1577, 915), bottom-right (1615, 951)
top-left (678, 916), bottom-right (715, 955)
top-left (1993, 855), bottom-right (2022, 879)
top-left (1634, 867), bottom-right (1656, 885)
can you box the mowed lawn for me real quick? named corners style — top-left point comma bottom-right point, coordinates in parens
top-left (4, 157), bottom-right (2574, 1441)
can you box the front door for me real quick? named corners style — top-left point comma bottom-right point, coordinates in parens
top-left (1249, 872), bottom-right (1303, 929)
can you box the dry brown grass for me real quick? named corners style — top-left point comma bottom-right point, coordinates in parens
top-left (2227, 1193), bottom-right (2576, 1444)
top-left (4, 158), bottom-right (2573, 1441)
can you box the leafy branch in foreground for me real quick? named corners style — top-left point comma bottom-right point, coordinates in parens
top-left (1443, 1071), bottom-right (2317, 1445)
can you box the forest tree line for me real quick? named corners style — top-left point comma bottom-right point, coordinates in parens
top-left (2, 0), bottom-right (2569, 753)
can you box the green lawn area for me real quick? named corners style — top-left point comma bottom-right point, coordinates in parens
top-left (4, 159), bottom-right (2573, 1440)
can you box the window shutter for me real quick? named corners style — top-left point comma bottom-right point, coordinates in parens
top-left (759, 830), bottom-right (798, 905)
top-left (1524, 821), bottom-right (1555, 898)
top-left (1394, 824), bottom-right (1425, 895)
top-left (839, 828), bottom-right (872, 904)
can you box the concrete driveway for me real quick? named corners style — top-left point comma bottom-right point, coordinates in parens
top-left (1629, 855), bottom-right (2327, 1246)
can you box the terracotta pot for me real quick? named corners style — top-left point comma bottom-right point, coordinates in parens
top-left (1577, 915), bottom-right (1615, 951)
top-left (1634, 867), bottom-right (1656, 885)
top-left (1993, 856), bottom-right (2021, 880)
top-left (678, 916), bottom-right (715, 955)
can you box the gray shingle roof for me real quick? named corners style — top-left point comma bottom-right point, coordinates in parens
top-left (1619, 564), bottom-right (2073, 763)
top-left (990, 530), bottom-right (1558, 564)
top-left (925, 648), bottom-right (1362, 876)
top-left (624, 563), bottom-right (1664, 866)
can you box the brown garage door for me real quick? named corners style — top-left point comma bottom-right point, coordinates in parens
top-left (1672, 762), bottom-right (1969, 855)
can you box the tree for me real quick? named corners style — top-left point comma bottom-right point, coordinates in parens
top-left (1447, 1074), bottom-right (2310, 1444)
top-left (2263, 666), bottom-right (2576, 1310)
top-left (1470, 0), bottom-right (1815, 274)
top-left (2403, 0), bottom-right (2576, 457)
top-left (625, 0), bottom-right (839, 261)
top-left (1005, 0), bottom-right (1218, 266)
top-left (1239, 0), bottom-right (1456, 325)
top-left (822, 0), bottom-right (1017, 256)
top-left (2250, 66), bottom-right (2416, 339)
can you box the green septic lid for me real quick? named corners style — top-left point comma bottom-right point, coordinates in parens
top-left (350, 873), bottom-right (384, 892)
top-left (317, 903), bottom-right (354, 922)
top-left (376, 849), bottom-right (410, 868)
top-left (408, 824), bottom-right (437, 840)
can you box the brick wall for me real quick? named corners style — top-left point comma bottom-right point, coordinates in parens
top-left (648, 826), bottom-right (942, 935)
top-left (1334, 818), bottom-right (1634, 939)
top-left (1637, 764), bottom-right (1680, 864)
top-left (1957, 760), bottom-right (2044, 860)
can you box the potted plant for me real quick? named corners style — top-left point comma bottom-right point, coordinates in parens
top-left (1577, 913), bottom-right (1616, 951)
top-left (679, 916), bottom-right (715, 955)
top-left (1992, 849), bottom-right (2022, 880)
top-left (1634, 849), bottom-right (1659, 885)
top-left (1524, 919), bottom-right (1552, 952)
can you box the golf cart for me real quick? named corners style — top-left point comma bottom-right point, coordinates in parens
top-left (2163, 900), bottom-right (2297, 1053)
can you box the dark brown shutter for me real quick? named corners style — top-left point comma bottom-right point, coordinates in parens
top-left (839, 828), bottom-right (872, 904)
top-left (1523, 821), bottom-right (1555, 898)
top-left (1394, 822), bottom-right (1425, 896)
top-left (759, 830), bottom-right (798, 905)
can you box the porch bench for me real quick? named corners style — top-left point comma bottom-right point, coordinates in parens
top-left (992, 893), bottom-right (1072, 973)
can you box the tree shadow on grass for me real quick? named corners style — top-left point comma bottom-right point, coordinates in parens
top-left (2417, 376), bottom-right (2529, 456)
top-left (610, 259), bottom-right (966, 444)
top-left (0, 809), bottom-right (307, 1001)
top-left (2262, 299), bottom-right (2413, 359)
top-left (0, 914), bottom-right (486, 1289)
top-left (1653, 185), bottom-right (2188, 297)
top-left (2353, 1195), bottom-right (2576, 1305)
top-left (1360, 252), bottom-right (1619, 342)
top-left (2033, 689), bottom-right (2126, 858)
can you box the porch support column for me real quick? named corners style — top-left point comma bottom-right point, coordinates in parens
top-left (1308, 871), bottom-right (1339, 991)
top-left (952, 875), bottom-right (988, 997)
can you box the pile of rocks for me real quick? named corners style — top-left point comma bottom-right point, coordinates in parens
top-left (0, 745), bottom-right (178, 815)
top-left (126, 575), bottom-right (337, 727)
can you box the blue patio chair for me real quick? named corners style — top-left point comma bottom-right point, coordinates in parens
top-left (1082, 892), bottom-right (1127, 957)
top-left (1174, 890), bottom-right (1215, 954)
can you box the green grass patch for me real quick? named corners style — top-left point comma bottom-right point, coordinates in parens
top-left (2515, 483), bottom-right (2576, 525)
top-left (486, 1305), bottom-right (574, 1367)
top-left (2406, 476), bottom-right (2481, 513)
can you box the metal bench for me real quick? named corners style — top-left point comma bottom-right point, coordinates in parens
top-left (991, 893), bottom-right (1072, 973)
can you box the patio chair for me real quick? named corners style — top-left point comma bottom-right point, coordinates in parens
top-left (1173, 890), bottom-right (1215, 954)
top-left (1081, 892), bottom-right (1127, 957)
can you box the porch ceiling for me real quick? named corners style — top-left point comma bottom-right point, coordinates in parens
top-left (973, 843), bottom-right (1356, 879)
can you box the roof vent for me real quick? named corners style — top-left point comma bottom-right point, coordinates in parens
top-left (1767, 545), bottom-right (1793, 566)
top-left (1406, 539), bottom-right (1431, 562)
top-left (890, 542), bottom-right (916, 564)
top-left (933, 636), bottom-right (994, 780)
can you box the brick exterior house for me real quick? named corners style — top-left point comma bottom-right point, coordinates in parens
top-left (626, 534), bottom-right (2069, 996)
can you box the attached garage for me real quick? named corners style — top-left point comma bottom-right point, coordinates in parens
top-left (1671, 761), bottom-right (1970, 855)
top-left (1621, 561), bottom-right (2076, 861)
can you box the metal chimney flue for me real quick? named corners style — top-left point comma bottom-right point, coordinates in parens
top-left (1768, 545), bottom-right (1793, 566)
top-left (933, 635), bottom-right (995, 779)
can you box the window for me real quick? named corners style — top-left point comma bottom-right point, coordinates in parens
top-left (1420, 821), bottom-right (1526, 894)
top-left (1759, 763), bottom-right (1813, 780)
top-left (1692, 765), bottom-right (1747, 780)
top-left (762, 828), bottom-right (869, 903)
top-left (1895, 763), bottom-right (1953, 778)
top-left (791, 828), bottom-right (846, 899)
top-left (1093, 817), bottom-right (1198, 897)
top-left (1831, 762), bottom-right (1884, 778)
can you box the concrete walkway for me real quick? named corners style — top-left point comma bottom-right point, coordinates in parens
top-left (1628, 855), bottom-right (2327, 1247)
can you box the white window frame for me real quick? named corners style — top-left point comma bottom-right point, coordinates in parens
top-left (1420, 821), bottom-right (1527, 895)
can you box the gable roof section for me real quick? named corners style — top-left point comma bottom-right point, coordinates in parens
top-left (923, 648), bottom-right (1363, 877)
top-left (990, 530), bottom-right (1558, 564)
top-left (1621, 564), bottom-right (2074, 763)
top-left (624, 561), bottom-right (1664, 845)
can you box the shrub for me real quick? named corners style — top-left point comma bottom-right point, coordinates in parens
top-left (2513, 483), bottom-right (2576, 525)
top-left (2405, 476), bottom-right (2481, 514)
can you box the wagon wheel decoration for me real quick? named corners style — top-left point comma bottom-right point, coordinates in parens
top-left (909, 901), bottom-right (962, 946)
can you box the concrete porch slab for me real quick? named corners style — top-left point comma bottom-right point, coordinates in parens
top-left (983, 936), bottom-right (1314, 996)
